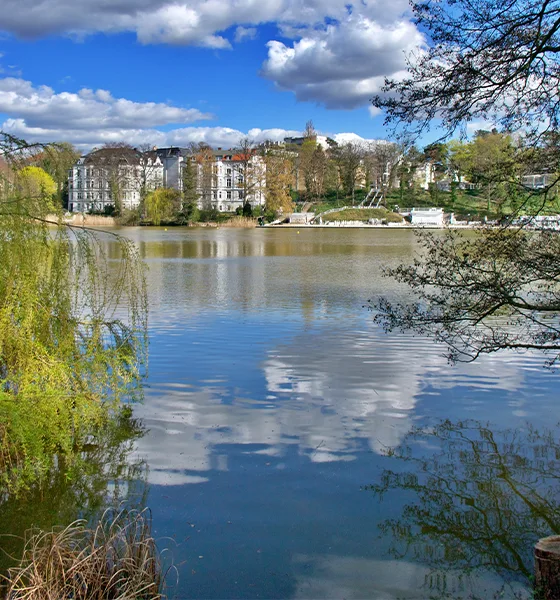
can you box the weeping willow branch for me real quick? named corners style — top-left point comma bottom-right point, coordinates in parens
top-left (0, 132), bottom-right (148, 493)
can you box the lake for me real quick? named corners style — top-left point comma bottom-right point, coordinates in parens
top-left (6, 226), bottom-right (560, 599)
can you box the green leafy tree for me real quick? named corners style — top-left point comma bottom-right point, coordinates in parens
top-left (33, 142), bottom-right (80, 208)
top-left (181, 156), bottom-right (200, 222)
top-left (145, 187), bottom-right (181, 225)
top-left (16, 166), bottom-right (57, 211)
top-left (447, 140), bottom-right (472, 184)
top-left (242, 201), bottom-right (253, 217)
top-left (0, 132), bottom-right (147, 494)
top-left (467, 132), bottom-right (519, 214)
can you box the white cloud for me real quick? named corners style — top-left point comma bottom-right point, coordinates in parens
top-left (0, 0), bottom-right (408, 46)
top-left (1, 117), bottom-right (303, 151)
top-left (0, 1), bottom-right (425, 109)
top-left (0, 77), bottom-right (212, 132)
top-left (234, 26), bottom-right (257, 43)
top-left (0, 75), bottom-right (390, 150)
top-left (262, 16), bottom-right (424, 109)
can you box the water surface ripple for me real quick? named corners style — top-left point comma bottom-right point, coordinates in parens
top-left (121, 228), bottom-right (560, 599)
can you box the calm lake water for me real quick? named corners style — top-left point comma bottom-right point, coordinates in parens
top-left (5, 227), bottom-right (560, 599)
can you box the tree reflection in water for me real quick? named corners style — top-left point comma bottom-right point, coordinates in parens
top-left (366, 420), bottom-right (560, 599)
top-left (0, 407), bottom-right (148, 576)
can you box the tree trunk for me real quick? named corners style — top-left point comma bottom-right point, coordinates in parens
top-left (535, 536), bottom-right (560, 599)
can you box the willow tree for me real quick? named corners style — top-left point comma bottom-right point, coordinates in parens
top-left (0, 132), bottom-right (147, 493)
top-left (145, 187), bottom-right (181, 225)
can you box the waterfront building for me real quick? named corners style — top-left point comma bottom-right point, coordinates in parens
top-left (410, 207), bottom-right (445, 226)
top-left (206, 149), bottom-right (266, 212)
top-left (68, 146), bottom-right (266, 213)
top-left (68, 146), bottom-right (163, 213)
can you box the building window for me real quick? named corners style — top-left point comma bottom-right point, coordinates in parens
top-left (227, 168), bottom-right (232, 175)
top-left (213, 190), bottom-right (217, 199)
top-left (226, 178), bottom-right (232, 187)
top-left (227, 191), bottom-right (232, 199)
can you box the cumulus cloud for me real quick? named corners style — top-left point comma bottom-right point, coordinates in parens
top-left (1, 116), bottom-right (303, 151)
top-left (0, 1), bottom-right (425, 109)
top-left (0, 74), bottom-right (391, 150)
top-left (262, 16), bottom-right (424, 109)
top-left (234, 26), bottom-right (257, 43)
top-left (0, 77), bottom-right (212, 132)
top-left (0, 0), bottom-right (409, 46)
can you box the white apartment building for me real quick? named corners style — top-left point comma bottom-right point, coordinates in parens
top-left (68, 146), bottom-right (163, 213)
top-left (206, 149), bottom-right (266, 212)
top-left (68, 146), bottom-right (266, 213)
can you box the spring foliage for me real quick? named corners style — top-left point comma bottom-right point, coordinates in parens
top-left (145, 187), bottom-right (181, 226)
top-left (0, 133), bottom-right (147, 494)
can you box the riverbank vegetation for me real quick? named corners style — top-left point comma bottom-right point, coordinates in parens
top-left (4, 509), bottom-right (162, 599)
top-left (0, 132), bottom-right (147, 494)
top-left (322, 207), bottom-right (404, 223)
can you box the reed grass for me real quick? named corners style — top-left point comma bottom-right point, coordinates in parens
top-left (3, 509), bottom-right (163, 599)
top-left (220, 216), bottom-right (257, 228)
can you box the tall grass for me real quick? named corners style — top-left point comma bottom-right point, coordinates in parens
top-left (220, 216), bottom-right (257, 228)
top-left (3, 509), bottom-right (163, 599)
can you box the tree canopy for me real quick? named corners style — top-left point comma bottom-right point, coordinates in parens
top-left (373, 0), bottom-right (560, 142)
top-left (0, 132), bottom-right (147, 493)
top-left (370, 0), bottom-right (560, 366)
top-left (145, 187), bottom-right (181, 226)
top-left (16, 166), bottom-right (57, 211)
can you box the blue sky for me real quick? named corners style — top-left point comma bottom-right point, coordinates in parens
top-left (0, 0), bottom-right (428, 150)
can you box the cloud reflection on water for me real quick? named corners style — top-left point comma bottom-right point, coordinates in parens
top-left (133, 319), bottom-right (539, 486)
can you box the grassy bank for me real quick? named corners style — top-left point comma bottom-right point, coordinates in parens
top-left (323, 208), bottom-right (404, 223)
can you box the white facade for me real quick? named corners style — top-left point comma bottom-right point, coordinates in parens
top-left (410, 207), bottom-right (444, 226)
top-left (203, 150), bottom-right (266, 212)
top-left (68, 147), bottom-right (266, 213)
top-left (68, 149), bottom-right (163, 213)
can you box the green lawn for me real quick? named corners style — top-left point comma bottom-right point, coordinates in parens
top-left (322, 208), bottom-right (404, 223)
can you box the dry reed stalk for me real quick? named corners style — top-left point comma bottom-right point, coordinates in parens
top-left (3, 509), bottom-right (163, 599)
top-left (220, 216), bottom-right (257, 228)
